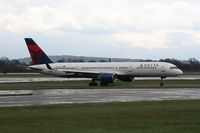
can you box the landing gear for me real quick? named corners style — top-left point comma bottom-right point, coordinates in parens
top-left (89, 78), bottom-right (98, 86)
top-left (160, 77), bottom-right (165, 87)
top-left (100, 82), bottom-right (108, 86)
top-left (89, 82), bottom-right (98, 86)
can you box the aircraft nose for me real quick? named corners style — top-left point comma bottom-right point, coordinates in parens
top-left (178, 69), bottom-right (183, 75)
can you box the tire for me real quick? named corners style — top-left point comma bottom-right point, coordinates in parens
top-left (100, 82), bottom-right (108, 86)
top-left (89, 82), bottom-right (98, 86)
top-left (160, 82), bottom-right (164, 87)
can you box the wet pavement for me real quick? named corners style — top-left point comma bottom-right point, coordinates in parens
top-left (0, 88), bottom-right (200, 107)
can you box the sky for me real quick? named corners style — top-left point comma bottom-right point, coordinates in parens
top-left (0, 0), bottom-right (200, 60)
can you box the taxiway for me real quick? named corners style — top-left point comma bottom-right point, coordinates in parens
top-left (0, 88), bottom-right (200, 107)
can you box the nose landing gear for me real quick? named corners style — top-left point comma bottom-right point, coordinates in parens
top-left (160, 77), bottom-right (165, 87)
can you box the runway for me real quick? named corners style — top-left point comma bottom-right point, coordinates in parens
top-left (0, 88), bottom-right (200, 107)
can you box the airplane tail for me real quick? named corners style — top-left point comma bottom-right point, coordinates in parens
top-left (25, 38), bottom-right (53, 65)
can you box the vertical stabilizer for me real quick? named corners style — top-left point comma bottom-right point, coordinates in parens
top-left (25, 38), bottom-right (53, 65)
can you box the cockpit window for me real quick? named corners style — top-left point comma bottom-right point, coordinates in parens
top-left (170, 67), bottom-right (178, 69)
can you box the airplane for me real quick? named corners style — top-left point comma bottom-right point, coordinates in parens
top-left (24, 38), bottom-right (183, 86)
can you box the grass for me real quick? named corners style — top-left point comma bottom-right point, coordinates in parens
top-left (1, 79), bottom-right (200, 90)
top-left (0, 94), bottom-right (32, 97)
top-left (183, 71), bottom-right (200, 75)
top-left (0, 100), bottom-right (200, 133)
top-left (0, 73), bottom-right (50, 77)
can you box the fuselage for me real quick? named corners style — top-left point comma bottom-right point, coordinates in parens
top-left (29, 62), bottom-right (183, 78)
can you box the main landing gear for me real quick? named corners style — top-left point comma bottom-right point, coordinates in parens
top-left (100, 82), bottom-right (108, 86)
top-left (160, 77), bottom-right (165, 87)
top-left (89, 78), bottom-right (98, 86)
top-left (88, 78), bottom-right (109, 86)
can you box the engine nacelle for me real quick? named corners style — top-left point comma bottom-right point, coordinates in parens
top-left (117, 75), bottom-right (134, 82)
top-left (99, 73), bottom-right (116, 84)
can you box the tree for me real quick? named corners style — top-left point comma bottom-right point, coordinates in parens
top-left (57, 58), bottom-right (66, 62)
top-left (99, 60), bottom-right (107, 62)
top-left (0, 57), bottom-right (28, 73)
top-left (88, 60), bottom-right (96, 62)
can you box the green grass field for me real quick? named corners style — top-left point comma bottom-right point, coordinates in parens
top-left (0, 100), bottom-right (200, 133)
top-left (0, 73), bottom-right (50, 77)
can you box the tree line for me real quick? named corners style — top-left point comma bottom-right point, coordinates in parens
top-left (0, 57), bottom-right (200, 73)
top-left (159, 58), bottom-right (200, 72)
top-left (0, 57), bottom-right (28, 74)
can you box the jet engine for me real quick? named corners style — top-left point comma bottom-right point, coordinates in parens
top-left (99, 73), bottom-right (116, 85)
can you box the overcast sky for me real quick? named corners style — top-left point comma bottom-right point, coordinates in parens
top-left (0, 0), bottom-right (200, 60)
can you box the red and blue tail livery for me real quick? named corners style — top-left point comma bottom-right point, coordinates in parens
top-left (25, 38), bottom-right (53, 65)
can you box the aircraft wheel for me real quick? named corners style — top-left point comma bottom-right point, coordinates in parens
top-left (100, 82), bottom-right (108, 86)
top-left (160, 82), bottom-right (164, 87)
top-left (89, 82), bottom-right (98, 86)
top-left (160, 77), bottom-right (165, 87)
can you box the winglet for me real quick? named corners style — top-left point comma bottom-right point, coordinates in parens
top-left (25, 38), bottom-right (53, 65)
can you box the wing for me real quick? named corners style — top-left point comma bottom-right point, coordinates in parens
top-left (59, 69), bottom-right (126, 77)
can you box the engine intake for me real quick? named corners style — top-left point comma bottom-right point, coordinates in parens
top-left (99, 73), bottom-right (116, 85)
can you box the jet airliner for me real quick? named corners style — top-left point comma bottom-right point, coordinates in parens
top-left (25, 38), bottom-right (183, 86)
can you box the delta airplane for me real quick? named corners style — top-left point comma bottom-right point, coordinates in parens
top-left (25, 38), bottom-right (183, 86)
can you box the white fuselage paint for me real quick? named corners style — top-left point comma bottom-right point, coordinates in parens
top-left (29, 62), bottom-right (183, 78)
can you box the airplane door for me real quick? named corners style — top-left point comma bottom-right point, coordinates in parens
top-left (161, 66), bottom-right (165, 75)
